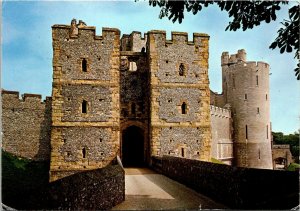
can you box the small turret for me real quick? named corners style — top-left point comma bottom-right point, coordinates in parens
top-left (221, 52), bottom-right (229, 66)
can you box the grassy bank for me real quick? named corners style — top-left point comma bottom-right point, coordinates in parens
top-left (2, 150), bottom-right (50, 209)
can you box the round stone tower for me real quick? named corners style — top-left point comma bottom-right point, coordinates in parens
top-left (221, 49), bottom-right (273, 169)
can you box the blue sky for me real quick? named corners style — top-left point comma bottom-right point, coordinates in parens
top-left (2, 1), bottom-right (299, 134)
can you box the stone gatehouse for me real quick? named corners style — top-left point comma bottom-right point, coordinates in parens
top-left (2, 19), bottom-right (281, 182)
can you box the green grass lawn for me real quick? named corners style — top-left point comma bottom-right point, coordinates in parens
top-left (287, 163), bottom-right (300, 171)
top-left (2, 150), bottom-right (50, 209)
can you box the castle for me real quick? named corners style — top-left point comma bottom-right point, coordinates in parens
top-left (2, 20), bottom-right (280, 182)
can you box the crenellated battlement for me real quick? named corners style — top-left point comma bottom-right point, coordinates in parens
top-left (221, 49), bottom-right (270, 69)
top-left (224, 61), bottom-right (270, 70)
top-left (52, 19), bottom-right (120, 42)
top-left (222, 49), bottom-right (246, 65)
top-left (2, 89), bottom-right (51, 104)
top-left (148, 30), bottom-right (209, 46)
top-left (210, 105), bottom-right (231, 118)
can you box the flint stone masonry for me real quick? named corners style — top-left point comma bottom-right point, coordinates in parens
top-left (61, 85), bottom-right (112, 122)
top-left (148, 30), bottom-right (211, 162)
top-left (59, 127), bottom-right (114, 162)
top-left (48, 161), bottom-right (125, 210)
top-left (120, 54), bottom-right (148, 103)
top-left (156, 44), bottom-right (206, 83)
top-left (159, 127), bottom-right (208, 159)
top-left (2, 90), bottom-right (51, 160)
top-left (159, 156), bottom-right (299, 209)
top-left (158, 88), bottom-right (201, 122)
top-left (50, 21), bottom-right (120, 181)
top-left (52, 26), bottom-right (117, 81)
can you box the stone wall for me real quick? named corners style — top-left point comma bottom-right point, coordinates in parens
top-left (48, 160), bottom-right (125, 210)
top-left (2, 90), bottom-right (51, 161)
top-left (61, 85), bottom-right (112, 122)
top-left (272, 144), bottom-right (293, 169)
top-left (210, 90), bottom-right (225, 107)
top-left (120, 32), bottom-right (147, 52)
top-left (50, 21), bottom-right (120, 181)
top-left (160, 156), bottom-right (299, 209)
top-left (148, 30), bottom-right (211, 161)
top-left (210, 105), bottom-right (233, 165)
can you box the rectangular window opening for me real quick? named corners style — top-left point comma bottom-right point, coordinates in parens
top-left (82, 147), bottom-right (86, 158)
top-left (245, 94), bottom-right (247, 100)
top-left (82, 100), bottom-right (88, 113)
top-left (181, 148), bottom-right (185, 157)
top-left (246, 125), bottom-right (248, 140)
top-left (82, 58), bottom-right (87, 72)
top-left (256, 75), bottom-right (259, 86)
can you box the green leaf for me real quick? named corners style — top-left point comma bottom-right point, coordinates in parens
top-left (280, 45), bottom-right (286, 54)
top-left (269, 41), bottom-right (277, 49)
top-left (287, 44), bottom-right (293, 53)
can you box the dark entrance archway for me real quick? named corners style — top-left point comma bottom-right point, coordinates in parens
top-left (122, 126), bottom-right (145, 167)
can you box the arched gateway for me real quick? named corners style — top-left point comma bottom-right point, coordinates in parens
top-left (122, 126), bottom-right (145, 167)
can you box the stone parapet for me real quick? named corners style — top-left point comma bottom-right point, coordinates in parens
top-left (272, 144), bottom-right (290, 149)
top-left (148, 30), bottom-right (209, 46)
top-left (210, 105), bottom-right (231, 118)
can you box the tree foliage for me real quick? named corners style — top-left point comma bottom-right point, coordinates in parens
top-left (147, 0), bottom-right (299, 79)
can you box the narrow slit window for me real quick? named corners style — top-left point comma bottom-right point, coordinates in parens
top-left (245, 94), bottom-right (248, 100)
top-left (267, 125), bottom-right (269, 139)
top-left (82, 147), bottom-right (86, 158)
top-left (82, 58), bottom-right (87, 72)
top-left (258, 149), bottom-right (261, 160)
top-left (82, 100), bottom-right (88, 113)
top-left (179, 63), bottom-right (185, 76)
top-left (131, 103), bottom-right (136, 115)
top-left (181, 102), bottom-right (187, 114)
top-left (233, 74), bottom-right (235, 88)
top-left (246, 125), bottom-right (248, 139)
top-left (257, 107), bottom-right (260, 114)
top-left (266, 94), bottom-right (268, 101)
top-left (181, 148), bottom-right (185, 157)
top-left (256, 75), bottom-right (259, 86)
